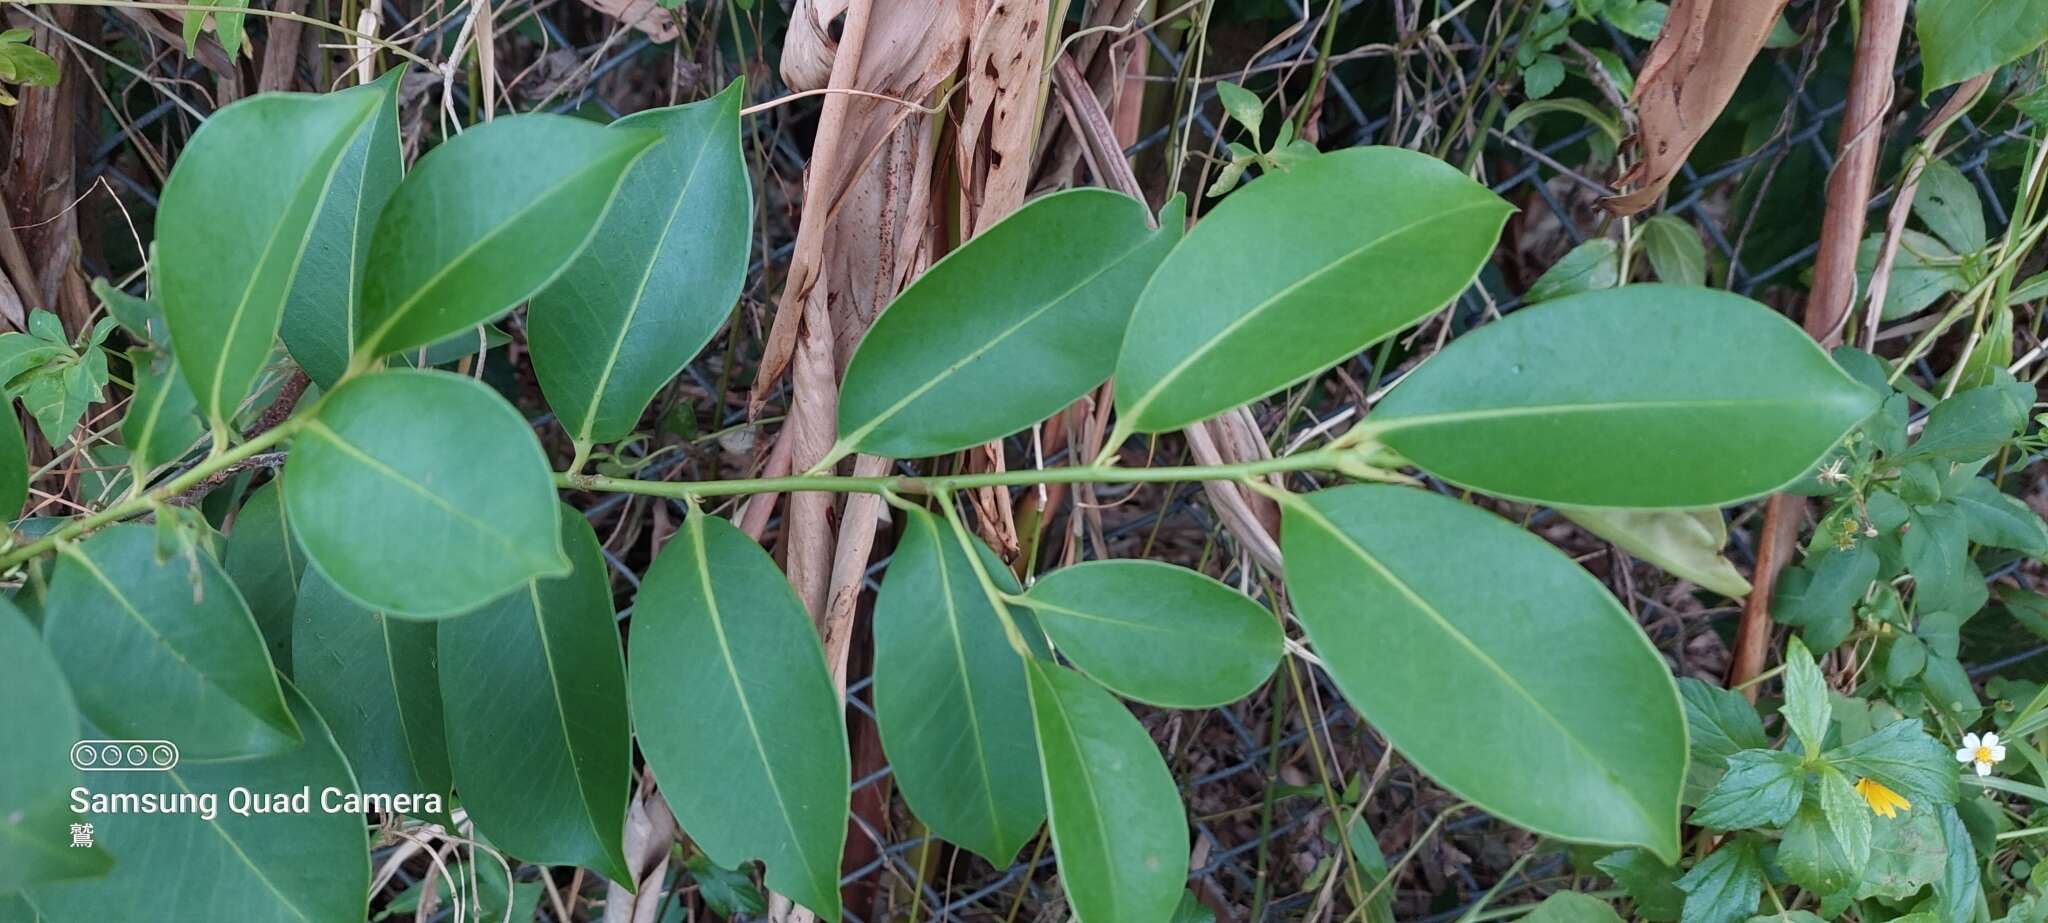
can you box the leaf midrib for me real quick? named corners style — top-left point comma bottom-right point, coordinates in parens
top-left (1368, 395), bottom-right (1867, 436)
top-left (1030, 663), bottom-right (1124, 922)
top-left (925, 518), bottom-right (1012, 853)
top-left (1284, 497), bottom-right (1661, 831)
top-left (1120, 198), bottom-right (1501, 428)
top-left (687, 515), bottom-right (826, 898)
top-left (526, 579), bottom-right (616, 867)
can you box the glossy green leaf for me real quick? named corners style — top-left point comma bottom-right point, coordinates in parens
top-left (284, 369), bottom-right (568, 618)
top-left (0, 600), bottom-right (111, 889)
top-left (355, 114), bottom-right (658, 358)
top-left (631, 511), bottom-right (848, 919)
top-left (29, 684), bottom-right (369, 923)
top-left (1368, 286), bottom-right (1878, 508)
top-left (1560, 507), bottom-right (1750, 597)
top-left (1640, 215), bottom-right (1706, 287)
top-left (439, 505), bottom-right (631, 883)
top-left (1281, 484), bottom-right (1684, 859)
top-left (293, 569), bottom-right (451, 805)
top-left (872, 508), bottom-right (1042, 865)
top-left (1674, 837), bottom-right (1763, 923)
top-left (223, 478), bottom-right (307, 671)
top-left (1019, 560), bottom-right (1281, 707)
top-left (1026, 660), bottom-right (1188, 923)
top-left (837, 190), bottom-right (1182, 460)
top-left (1114, 146), bottom-right (1509, 434)
top-left (157, 87), bottom-right (383, 428)
top-left (1689, 749), bottom-right (1803, 830)
top-left (280, 69), bottom-right (404, 389)
top-left (42, 524), bottom-right (299, 760)
top-left (120, 347), bottom-right (202, 477)
top-left (530, 81), bottom-right (751, 446)
top-left (1916, 0), bottom-right (2048, 91)
top-left (0, 401), bottom-right (23, 521)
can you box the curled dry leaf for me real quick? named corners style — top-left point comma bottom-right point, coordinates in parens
top-left (577, 0), bottom-right (678, 43)
top-left (1605, 0), bottom-right (1791, 216)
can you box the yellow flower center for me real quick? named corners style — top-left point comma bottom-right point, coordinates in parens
top-left (1976, 746), bottom-right (1994, 763)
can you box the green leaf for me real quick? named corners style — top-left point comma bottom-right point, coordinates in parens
top-left (0, 400), bottom-right (23, 521)
top-left (1910, 385), bottom-right (2028, 462)
top-left (685, 853), bottom-right (768, 918)
top-left (120, 347), bottom-right (202, 477)
top-left (91, 277), bottom-right (165, 345)
top-left (872, 508), bottom-right (1043, 865)
top-left (283, 369), bottom-right (569, 618)
top-left (1281, 484), bottom-right (1684, 859)
top-left (1594, 849), bottom-right (1684, 922)
top-left (1019, 560), bottom-right (1282, 708)
top-left (222, 478), bottom-right (307, 671)
top-left (1783, 636), bottom-right (1831, 755)
top-left (1689, 749), bottom-right (1804, 830)
top-left (1026, 660), bottom-right (1188, 923)
top-left (29, 683), bottom-right (370, 923)
top-left (1904, 502), bottom-right (1985, 618)
top-left (1772, 544), bottom-right (1876, 651)
top-left (1886, 633), bottom-right (1929, 685)
top-left (1831, 718), bottom-right (1960, 806)
top-left (41, 524), bottom-right (299, 760)
top-left (1113, 146), bottom-right (1509, 435)
top-left (1679, 678), bottom-right (1768, 766)
top-left (1858, 806), bottom-right (1945, 900)
top-left (292, 568), bottom-right (451, 805)
top-left (1777, 769), bottom-right (1870, 898)
top-left (0, 600), bottom-right (111, 889)
top-left (439, 505), bottom-right (631, 884)
top-left (1214, 80), bottom-right (1263, 135)
top-left (1913, 159), bottom-right (1987, 254)
top-left (1527, 239), bottom-right (1621, 303)
top-left (1522, 53), bottom-right (1566, 98)
top-left (838, 190), bottom-right (1181, 460)
top-left (355, 114), bottom-right (658, 359)
top-left (1934, 804), bottom-right (1982, 923)
top-left (1367, 285), bottom-right (1878, 507)
top-left (1952, 477), bottom-right (2048, 553)
top-left (1640, 215), bottom-right (1706, 287)
top-left (1916, 0), bottom-right (2048, 91)
top-left (1503, 98), bottom-right (1624, 147)
top-left (1560, 507), bottom-right (1750, 597)
top-left (1856, 231), bottom-right (1968, 322)
top-left (1524, 892), bottom-right (1625, 923)
top-left (279, 69), bottom-right (404, 389)
top-left (157, 87), bottom-right (383, 429)
top-left (1675, 837), bottom-right (1764, 923)
top-left (631, 511), bottom-right (848, 919)
top-left (530, 81), bottom-right (751, 446)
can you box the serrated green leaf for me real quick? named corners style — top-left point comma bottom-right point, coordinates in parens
top-left (530, 81), bottom-right (751, 446)
top-left (1783, 636), bottom-right (1830, 756)
top-left (1679, 678), bottom-right (1769, 766)
top-left (42, 524), bottom-right (298, 760)
top-left (440, 505), bottom-right (631, 884)
top-left (355, 114), bottom-right (658, 359)
top-left (838, 190), bottom-right (1181, 461)
top-left (631, 511), bottom-right (848, 919)
top-left (1027, 660), bottom-right (1188, 923)
top-left (283, 369), bottom-right (569, 618)
top-left (1675, 837), bottom-right (1764, 923)
top-left (1831, 718), bottom-right (1959, 806)
top-left (158, 87), bottom-right (382, 429)
top-left (0, 600), bottom-right (111, 889)
top-left (1114, 146), bottom-right (1509, 435)
top-left (1367, 286), bottom-right (1877, 507)
top-left (1690, 749), bottom-right (1804, 830)
top-left (1282, 484), bottom-right (1684, 859)
top-left (872, 508), bottom-right (1043, 865)
top-left (1595, 848), bottom-right (1683, 922)
top-left (1019, 560), bottom-right (1282, 708)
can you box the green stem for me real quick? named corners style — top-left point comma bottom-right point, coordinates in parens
top-left (0, 419), bottom-right (302, 570)
top-left (559, 446), bottom-right (1343, 499)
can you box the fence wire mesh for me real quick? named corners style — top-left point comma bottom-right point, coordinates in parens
top-left (17, 0), bottom-right (2045, 919)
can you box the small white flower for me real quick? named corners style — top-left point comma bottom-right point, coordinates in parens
top-left (1956, 732), bottom-right (2007, 777)
top-left (1816, 458), bottom-right (1848, 486)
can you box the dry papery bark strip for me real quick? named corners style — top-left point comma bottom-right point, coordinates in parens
top-left (1727, 0), bottom-right (1910, 700)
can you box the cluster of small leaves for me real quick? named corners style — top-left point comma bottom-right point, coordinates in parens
top-left (0, 29), bottom-right (59, 107)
